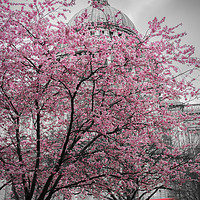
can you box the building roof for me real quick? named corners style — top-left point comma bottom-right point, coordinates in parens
top-left (68, 0), bottom-right (136, 31)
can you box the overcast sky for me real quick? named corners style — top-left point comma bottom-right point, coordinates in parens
top-left (67, 0), bottom-right (200, 103)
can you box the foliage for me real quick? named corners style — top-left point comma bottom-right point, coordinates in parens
top-left (0, 0), bottom-right (200, 199)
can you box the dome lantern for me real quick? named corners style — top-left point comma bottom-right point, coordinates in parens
top-left (91, 0), bottom-right (110, 7)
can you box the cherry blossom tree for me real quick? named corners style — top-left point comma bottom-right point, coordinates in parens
top-left (0, 0), bottom-right (200, 200)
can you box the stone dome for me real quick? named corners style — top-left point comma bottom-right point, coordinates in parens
top-left (68, 0), bottom-right (136, 33)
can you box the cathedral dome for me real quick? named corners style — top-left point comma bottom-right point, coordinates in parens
top-left (68, 0), bottom-right (136, 33)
